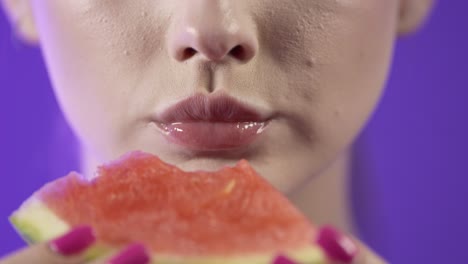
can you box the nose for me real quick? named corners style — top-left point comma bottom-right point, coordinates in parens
top-left (168, 1), bottom-right (258, 63)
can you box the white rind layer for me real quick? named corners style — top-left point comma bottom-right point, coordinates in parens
top-left (10, 197), bottom-right (70, 243)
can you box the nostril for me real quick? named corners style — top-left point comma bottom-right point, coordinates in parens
top-left (180, 45), bottom-right (248, 62)
top-left (229, 45), bottom-right (246, 60)
top-left (181, 47), bottom-right (197, 60)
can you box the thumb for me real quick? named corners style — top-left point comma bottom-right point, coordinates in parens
top-left (0, 225), bottom-right (96, 264)
top-left (316, 225), bottom-right (388, 264)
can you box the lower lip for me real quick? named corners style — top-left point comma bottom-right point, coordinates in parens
top-left (155, 122), bottom-right (269, 151)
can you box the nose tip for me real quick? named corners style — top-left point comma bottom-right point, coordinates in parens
top-left (168, 3), bottom-right (258, 63)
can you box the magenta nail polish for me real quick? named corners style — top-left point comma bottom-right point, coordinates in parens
top-left (272, 254), bottom-right (297, 264)
top-left (109, 243), bottom-right (150, 264)
top-left (49, 225), bottom-right (96, 256)
top-left (316, 225), bottom-right (359, 263)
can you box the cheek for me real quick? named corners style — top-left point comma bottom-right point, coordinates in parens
top-left (278, 1), bottom-right (398, 150)
top-left (316, 2), bottom-right (399, 150)
top-left (31, 1), bottom-right (168, 156)
top-left (251, 0), bottom-right (399, 176)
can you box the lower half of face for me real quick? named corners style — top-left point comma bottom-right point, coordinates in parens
top-left (31, 0), bottom-right (399, 192)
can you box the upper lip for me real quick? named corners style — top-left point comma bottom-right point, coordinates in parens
top-left (154, 94), bottom-right (268, 123)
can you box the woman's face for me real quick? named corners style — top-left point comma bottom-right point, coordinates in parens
top-left (10, 1), bottom-right (423, 191)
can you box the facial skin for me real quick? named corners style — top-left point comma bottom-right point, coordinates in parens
top-left (3, 0), bottom-right (432, 194)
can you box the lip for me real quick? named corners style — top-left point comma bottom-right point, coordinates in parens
top-left (152, 94), bottom-right (271, 151)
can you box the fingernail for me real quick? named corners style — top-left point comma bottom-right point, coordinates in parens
top-left (272, 254), bottom-right (297, 264)
top-left (49, 225), bottom-right (96, 256)
top-left (108, 243), bottom-right (150, 264)
top-left (316, 225), bottom-right (359, 263)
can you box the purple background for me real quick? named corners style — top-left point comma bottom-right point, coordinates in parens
top-left (1, 2), bottom-right (466, 263)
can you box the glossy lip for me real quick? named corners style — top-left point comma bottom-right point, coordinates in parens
top-left (152, 94), bottom-right (271, 151)
top-left (155, 94), bottom-right (267, 123)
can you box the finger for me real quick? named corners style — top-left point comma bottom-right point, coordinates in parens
top-left (0, 225), bottom-right (96, 264)
top-left (316, 225), bottom-right (388, 264)
top-left (88, 243), bottom-right (150, 264)
top-left (350, 241), bottom-right (388, 264)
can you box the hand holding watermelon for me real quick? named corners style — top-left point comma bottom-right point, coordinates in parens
top-left (0, 226), bottom-right (385, 264)
top-left (2, 152), bottom-right (387, 264)
top-left (0, 232), bottom-right (149, 264)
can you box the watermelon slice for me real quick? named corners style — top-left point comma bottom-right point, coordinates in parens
top-left (10, 151), bottom-right (326, 263)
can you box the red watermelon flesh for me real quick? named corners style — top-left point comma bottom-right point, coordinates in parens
top-left (10, 151), bottom-right (325, 263)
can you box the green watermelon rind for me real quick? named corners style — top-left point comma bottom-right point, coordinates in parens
top-left (9, 197), bottom-right (69, 242)
top-left (9, 193), bottom-right (326, 264)
top-left (10, 215), bottom-right (41, 244)
top-left (9, 197), bottom-right (112, 261)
